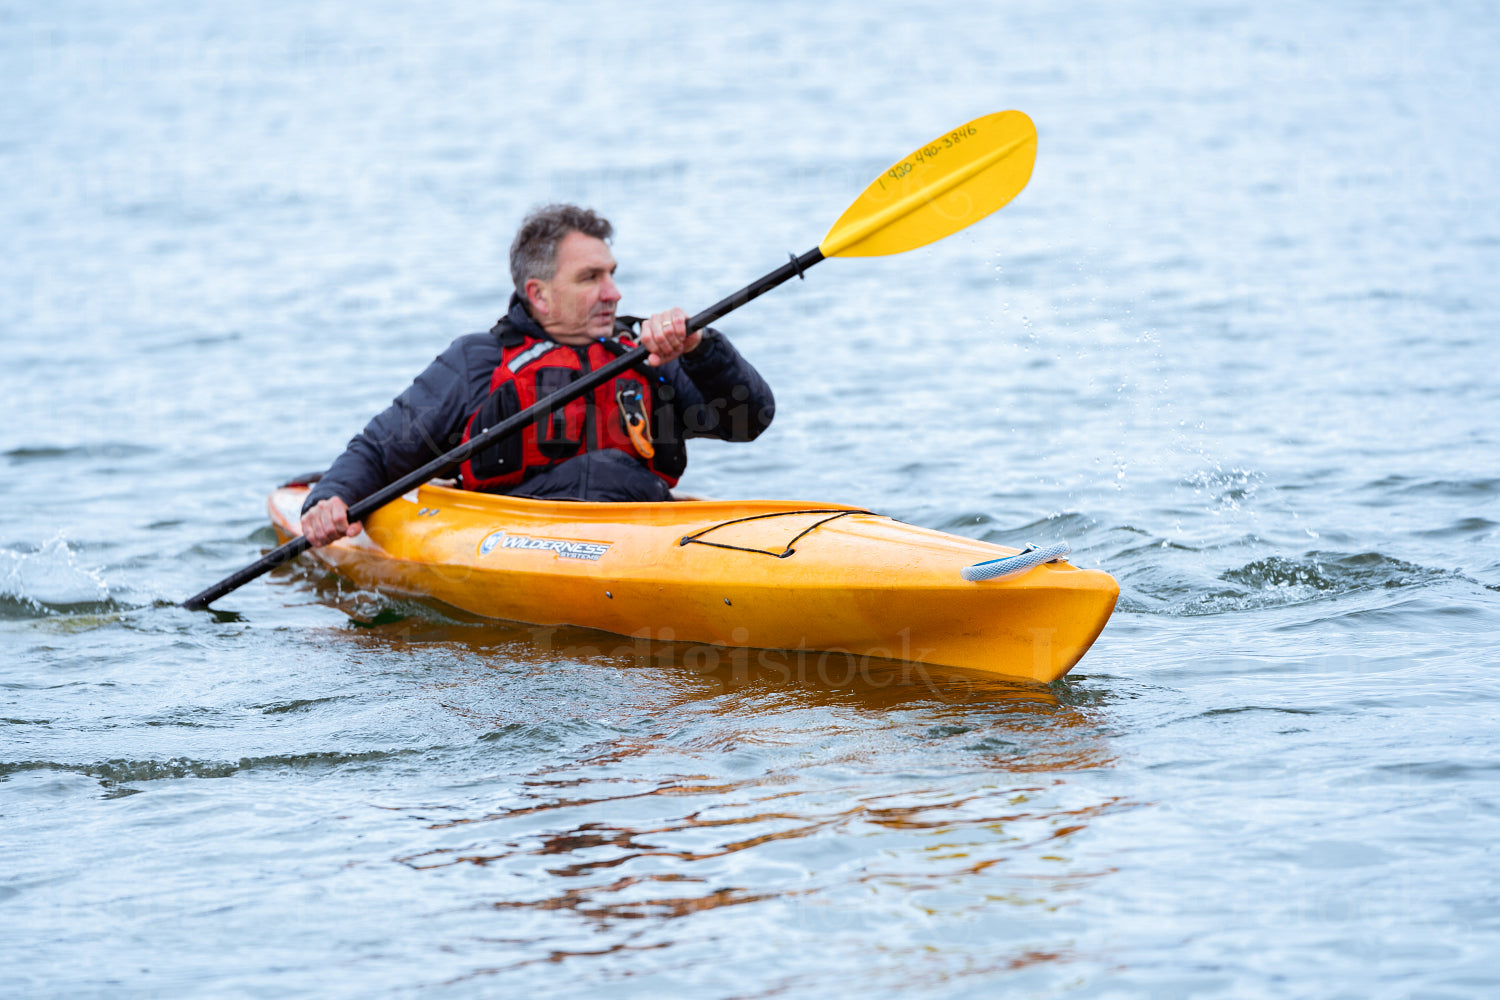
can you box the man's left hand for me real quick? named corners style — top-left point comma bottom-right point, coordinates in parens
top-left (640, 308), bottom-right (701, 366)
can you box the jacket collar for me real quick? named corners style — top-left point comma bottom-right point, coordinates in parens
top-left (491, 292), bottom-right (549, 346)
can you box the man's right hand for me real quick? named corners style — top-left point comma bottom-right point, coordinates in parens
top-left (301, 496), bottom-right (362, 548)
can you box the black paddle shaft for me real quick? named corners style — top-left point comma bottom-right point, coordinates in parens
top-left (181, 247), bottom-right (826, 610)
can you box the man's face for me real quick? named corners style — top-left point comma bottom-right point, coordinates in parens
top-left (526, 231), bottom-right (621, 344)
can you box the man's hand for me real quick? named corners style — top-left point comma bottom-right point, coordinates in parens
top-left (640, 308), bottom-right (701, 366)
top-left (300, 496), bottom-right (362, 548)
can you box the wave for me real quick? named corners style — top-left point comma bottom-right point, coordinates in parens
top-left (1222, 551), bottom-right (1445, 593)
top-left (1361, 475), bottom-right (1500, 501)
top-left (1140, 550), bottom-right (1451, 616)
top-left (979, 511), bottom-right (1100, 547)
top-left (3, 443), bottom-right (157, 465)
top-left (0, 749), bottom-right (419, 785)
top-left (1099, 520), bottom-right (1464, 616)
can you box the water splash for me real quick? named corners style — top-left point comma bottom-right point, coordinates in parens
top-left (1184, 466), bottom-right (1264, 513)
top-left (0, 536), bottom-right (117, 619)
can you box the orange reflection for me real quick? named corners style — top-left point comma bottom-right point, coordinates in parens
top-left (278, 565), bottom-right (1130, 983)
top-left (487, 874), bottom-right (789, 923)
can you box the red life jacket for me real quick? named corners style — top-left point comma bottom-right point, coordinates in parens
top-left (458, 327), bottom-right (682, 492)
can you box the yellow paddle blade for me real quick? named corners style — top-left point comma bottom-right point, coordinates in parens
top-left (819, 110), bottom-right (1037, 258)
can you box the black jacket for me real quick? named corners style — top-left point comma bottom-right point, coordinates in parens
top-left (303, 294), bottom-right (774, 511)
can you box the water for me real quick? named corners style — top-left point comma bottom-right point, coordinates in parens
top-left (4, 1), bottom-right (1499, 996)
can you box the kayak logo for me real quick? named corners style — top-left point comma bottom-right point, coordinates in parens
top-left (478, 530), bottom-right (612, 562)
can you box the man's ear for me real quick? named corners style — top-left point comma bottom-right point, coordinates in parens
top-left (524, 278), bottom-right (549, 316)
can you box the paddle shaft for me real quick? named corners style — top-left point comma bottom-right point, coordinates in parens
top-left (181, 247), bottom-right (826, 610)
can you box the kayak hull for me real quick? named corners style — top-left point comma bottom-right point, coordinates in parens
top-left (269, 484), bottom-right (1118, 684)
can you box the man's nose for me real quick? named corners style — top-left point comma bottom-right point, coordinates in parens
top-left (600, 275), bottom-right (621, 303)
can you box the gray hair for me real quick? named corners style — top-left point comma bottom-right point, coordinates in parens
top-left (509, 204), bottom-right (614, 291)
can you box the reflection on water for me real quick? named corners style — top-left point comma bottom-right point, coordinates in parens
top-left (391, 758), bottom-right (1130, 985)
top-left (299, 580), bottom-right (1131, 985)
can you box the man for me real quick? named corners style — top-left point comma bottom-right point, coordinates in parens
top-left (300, 204), bottom-right (774, 547)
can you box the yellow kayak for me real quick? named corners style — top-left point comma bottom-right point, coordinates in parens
top-left (268, 483), bottom-right (1117, 683)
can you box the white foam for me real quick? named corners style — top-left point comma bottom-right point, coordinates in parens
top-left (0, 536), bottom-right (111, 610)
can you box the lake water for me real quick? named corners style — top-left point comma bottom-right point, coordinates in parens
top-left (4, 1), bottom-right (1499, 996)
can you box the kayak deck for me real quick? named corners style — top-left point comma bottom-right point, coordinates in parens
top-left (269, 483), bottom-right (1117, 683)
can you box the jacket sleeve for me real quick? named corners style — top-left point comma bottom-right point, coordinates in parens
top-left (665, 328), bottom-right (775, 442)
top-left (302, 335), bottom-right (497, 513)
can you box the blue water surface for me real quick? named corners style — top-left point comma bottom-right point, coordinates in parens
top-left (3, 1), bottom-right (1498, 997)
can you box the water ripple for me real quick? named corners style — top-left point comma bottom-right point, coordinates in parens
top-left (0, 749), bottom-right (424, 786)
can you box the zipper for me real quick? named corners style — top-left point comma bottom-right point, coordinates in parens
top-left (576, 345), bottom-right (596, 452)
